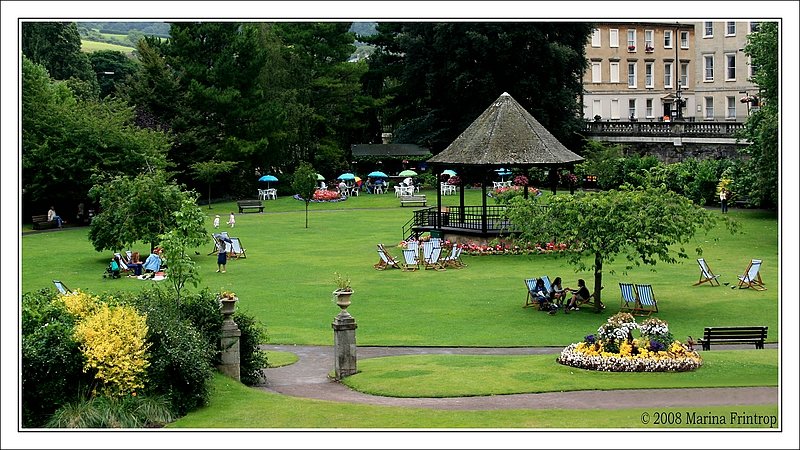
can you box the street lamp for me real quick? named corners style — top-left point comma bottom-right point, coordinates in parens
top-left (673, 25), bottom-right (685, 121)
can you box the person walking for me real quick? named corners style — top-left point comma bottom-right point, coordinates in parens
top-left (213, 214), bottom-right (220, 228)
top-left (719, 188), bottom-right (729, 214)
top-left (227, 212), bottom-right (236, 228)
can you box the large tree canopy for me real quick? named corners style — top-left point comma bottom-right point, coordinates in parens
top-left (506, 186), bottom-right (729, 311)
top-left (363, 22), bottom-right (592, 152)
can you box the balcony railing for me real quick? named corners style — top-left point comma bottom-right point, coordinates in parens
top-left (583, 121), bottom-right (745, 137)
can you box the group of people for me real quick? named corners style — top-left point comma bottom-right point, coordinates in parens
top-left (105, 249), bottom-right (164, 279)
top-left (530, 277), bottom-right (603, 315)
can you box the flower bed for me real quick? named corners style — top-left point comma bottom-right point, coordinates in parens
top-left (557, 314), bottom-right (702, 372)
top-left (293, 190), bottom-right (347, 203)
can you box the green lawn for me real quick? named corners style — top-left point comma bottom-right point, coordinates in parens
top-left (21, 190), bottom-right (780, 429)
top-left (80, 39), bottom-right (135, 55)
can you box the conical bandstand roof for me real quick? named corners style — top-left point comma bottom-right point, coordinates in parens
top-left (428, 92), bottom-right (583, 167)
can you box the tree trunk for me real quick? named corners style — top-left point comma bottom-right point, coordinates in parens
top-left (594, 252), bottom-right (603, 313)
top-left (208, 183), bottom-right (212, 209)
top-left (305, 202), bottom-right (309, 228)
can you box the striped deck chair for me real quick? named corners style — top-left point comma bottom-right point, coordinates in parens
top-left (114, 253), bottom-right (130, 273)
top-left (524, 277), bottom-right (549, 308)
top-left (633, 284), bottom-right (659, 316)
top-left (401, 248), bottom-right (420, 271)
top-left (422, 240), bottom-right (437, 264)
top-left (374, 244), bottom-right (401, 270)
top-left (693, 258), bottom-right (721, 286)
top-left (423, 245), bottom-right (446, 271)
top-left (443, 245), bottom-right (465, 268)
top-left (53, 280), bottom-right (72, 295)
top-left (619, 283), bottom-right (637, 313)
top-left (229, 237), bottom-right (246, 259)
top-left (737, 259), bottom-right (766, 290)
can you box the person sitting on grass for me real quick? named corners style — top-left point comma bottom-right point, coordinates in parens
top-left (142, 248), bottom-right (162, 277)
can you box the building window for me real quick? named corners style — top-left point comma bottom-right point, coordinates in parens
top-left (680, 31), bottom-right (689, 48)
top-left (646, 98), bottom-right (653, 117)
top-left (591, 62), bottom-right (602, 83)
top-left (680, 62), bottom-right (689, 87)
top-left (627, 29), bottom-right (636, 50)
top-left (592, 99), bottom-right (601, 118)
top-left (704, 22), bottom-right (713, 37)
top-left (664, 62), bottom-right (673, 88)
top-left (664, 30), bottom-right (672, 48)
top-left (726, 96), bottom-right (736, 119)
top-left (726, 54), bottom-right (736, 80)
top-left (610, 62), bottom-right (620, 83)
top-left (749, 57), bottom-right (759, 79)
top-left (628, 62), bottom-right (637, 88)
top-left (609, 29), bottom-right (619, 47)
top-left (591, 28), bottom-right (601, 47)
top-left (644, 30), bottom-right (654, 51)
top-left (645, 62), bottom-right (653, 88)
top-left (628, 99), bottom-right (636, 119)
top-left (726, 22), bottom-right (736, 36)
top-left (749, 22), bottom-right (760, 33)
top-left (611, 99), bottom-right (620, 119)
top-left (705, 97), bottom-right (714, 119)
top-left (704, 55), bottom-right (714, 81)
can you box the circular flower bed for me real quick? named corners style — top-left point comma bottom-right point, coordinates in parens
top-left (293, 189), bottom-right (347, 203)
top-left (557, 314), bottom-right (702, 372)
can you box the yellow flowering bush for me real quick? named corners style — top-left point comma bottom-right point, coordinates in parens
top-left (557, 316), bottom-right (702, 372)
top-left (57, 290), bottom-right (100, 320)
top-left (73, 303), bottom-right (151, 397)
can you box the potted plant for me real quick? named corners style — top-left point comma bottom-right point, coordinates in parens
top-left (627, 45), bottom-right (636, 51)
top-left (645, 45), bottom-right (654, 52)
top-left (332, 272), bottom-right (353, 309)
top-left (219, 290), bottom-right (238, 315)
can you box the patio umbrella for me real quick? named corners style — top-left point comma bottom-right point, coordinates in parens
top-left (368, 171), bottom-right (388, 178)
top-left (258, 174), bottom-right (279, 188)
top-left (398, 169), bottom-right (418, 177)
top-left (441, 169), bottom-right (457, 176)
top-left (316, 173), bottom-right (325, 181)
top-left (338, 173), bottom-right (355, 181)
top-left (495, 168), bottom-right (512, 181)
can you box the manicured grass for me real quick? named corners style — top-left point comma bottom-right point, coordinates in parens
top-left (21, 192), bottom-right (779, 349)
top-left (81, 39), bottom-right (135, 55)
top-left (168, 372), bottom-right (778, 429)
top-left (341, 350), bottom-right (778, 397)
top-left (265, 351), bottom-right (299, 368)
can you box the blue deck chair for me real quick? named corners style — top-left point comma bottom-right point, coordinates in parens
top-left (401, 248), bottom-right (420, 271)
top-left (524, 277), bottom-right (549, 308)
top-left (737, 259), bottom-right (766, 291)
top-left (693, 258), bottom-right (721, 286)
top-left (53, 280), bottom-right (72, 295)
top-left (619, 283), bottom-right (637, 313)
top-left (374, 244), bottom-right (401, 270)
top-left (229, 237), bottom-right (246, 259)
top-left (633, 284), bottom-right (659, 316)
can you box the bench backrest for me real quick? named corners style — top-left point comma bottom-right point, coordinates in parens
top-left (238, 200), bottom-right (262, 205)
top-left (32, 214), bottom-right (50, 222)
top-left (703, 326), bottom-right (767, 340)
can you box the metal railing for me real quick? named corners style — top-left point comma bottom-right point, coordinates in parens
top-left (583, 120), bottom-right (744, 137)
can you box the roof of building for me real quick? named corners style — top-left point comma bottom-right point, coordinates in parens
top-left (428, 92), bottom-right (584, 167)
top-left (351, 143), bottom-right (431, 158)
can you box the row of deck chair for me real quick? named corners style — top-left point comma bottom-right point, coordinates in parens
top-left (694, 258), bottom-right (766, 290)
top-left (374, 243), bottom-right (465, 271)
top-left (619, 283), bottom-right (659, 316)
top-left (208, 232), bottom-right (247, 259)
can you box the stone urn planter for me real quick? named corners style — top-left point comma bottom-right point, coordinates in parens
top-left (333, 289), bottom-right (353, 310)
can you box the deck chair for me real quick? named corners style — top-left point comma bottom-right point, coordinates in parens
top-left (443, 245), bottom-right (465, 268)
top-left (524, 278), bottom-right (549, 308)
top-left (374, 244), bottom-right (401, 270)
top-left (423, 245), bottom-right (446, 271)
top-left (208, 233), bottom-right (223, 255)
top-left (737, 259), bottom-right (766, 290)
top-left (401, 248), bottom-right (420, 271)
top-left (113, 253), bottom-right (130, 272)
top-left (619, 283), bottom-right (637, 313)
top-left (633, 284), bottom-right (659, 316)
top-left (228, 237), bottom-right (246, 259)
top-left (53, 279), bottom-right (72, 295)
top-left (693, 258), bottom-right (721, 286)
top-left (422, 241), bottom-right (437, 263)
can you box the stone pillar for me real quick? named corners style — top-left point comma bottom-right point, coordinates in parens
top-left (332, 293), bottom-right (357, 379)
top-left (218, 296), bottom-right (241, 381)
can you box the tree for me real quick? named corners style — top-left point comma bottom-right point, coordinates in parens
top-left (88, 50), bottom-right (140, 99)
top-left (291, 162), bottom-right (319, 229)
top-left (158, 196), bottom-right (209, 304)
top-left (88, 172), bottom-right (193, 253)
top-left (21, 22), bottom-right (99, 97)
top-left (362, 22), bottom-right (592, 152)
top-left (506, 186), bottom-right (730, 312)
top-left (190, 160), bottom-right (238, 209)
top-left (738, 22), bottom-right (778, 208)
top-left (22, 56), bottom-right (169, 211)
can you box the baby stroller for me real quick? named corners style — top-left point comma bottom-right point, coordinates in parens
top-left (103, 258), bottom-right (121, 279)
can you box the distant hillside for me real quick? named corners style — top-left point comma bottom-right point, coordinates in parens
top-left (78, 22), bottom-right (170, 38)
top-left (349, 22), bottom-right (377, 37)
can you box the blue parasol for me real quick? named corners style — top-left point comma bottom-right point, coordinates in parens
top-left (337, 173), bottom-right (356, 181)
top-left (368, 171), bottom-right (388, 178)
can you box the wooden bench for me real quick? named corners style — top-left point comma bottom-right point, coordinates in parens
top-left (32, 214), bottom-right (58, 230)
top-left (400, 195), bottom-right (427, 207)
top-left (237, 199), bottom-right (264, 213)
top-left (698, 326), bottom-right (767, 350)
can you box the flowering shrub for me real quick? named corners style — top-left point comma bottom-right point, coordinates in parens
top-left (459, 238), bottom-right (570, 256)
top-left (58, 290), bottom-right (100, 319)
top-left (558, 314), bottom-right (701, 372)
top-left (512, 175), bottom-right (528, 186)
top-left (73, 302), bottom-right (151, 397)
top-left (447, 175), bottom-right (462, 186)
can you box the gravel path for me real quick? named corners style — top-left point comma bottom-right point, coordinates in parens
top-left (257, 344), bottom-right (778, 410)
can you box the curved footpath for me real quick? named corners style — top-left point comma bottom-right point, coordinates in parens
top-left (258, 344), bottom-right (778, 410)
